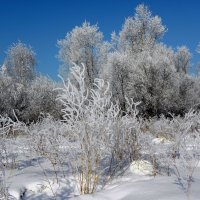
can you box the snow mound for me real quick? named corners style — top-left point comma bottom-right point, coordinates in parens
top-left (8, 180), bottom-right (60, 199)
top-left (130, 160), bottom-right (154, 175)
top-left (9, 187), bottom-right (26, 200)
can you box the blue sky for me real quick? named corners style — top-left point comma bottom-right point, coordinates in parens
top-left (0, 0), bottom-right (200, 79)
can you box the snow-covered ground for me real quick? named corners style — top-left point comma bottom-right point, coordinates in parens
top-left (5, 156), bottom-right (77, 199)
top-left (1, 137), bottom-right (76, 200)
top-left (1, 124), bottom-right (200, 200)
top-left (74, 170), bottom-right (200, 200)
top-left (3, 145), bottom-right (200, 200)
top-left (5, 162), bottom-right (200, 200)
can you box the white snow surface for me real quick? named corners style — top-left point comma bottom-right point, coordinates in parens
top-left (6, 158), bottom-right (77, 200)
top-left (129, 160), bottom-right (154, 175)
top-left (73, 172), bottom-right (200, 200)
top-left (6, 158), bottom-right (200, 200)
top-left (2, 138), bottom-right (200, 200)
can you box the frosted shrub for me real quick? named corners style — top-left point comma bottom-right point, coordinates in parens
top-left (142, 110), bottom-right (200, 196)
top-left (140, 116), bottom-right (175, 175)
top-left (29, 115), bottom-right (68, 183)
top-left (167, 110), bottom-right (200, 196)
top-left (0, 113), bottom-right (25, 198)
top-left (107, 98), bottom-right (142, 177)
top-left (57, 64), bottom-right (120, 194)
top-left (0, 113), bottom-right (25, 168)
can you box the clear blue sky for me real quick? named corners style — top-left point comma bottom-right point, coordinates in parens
top-left (0, 0), bottom-right (200, 80)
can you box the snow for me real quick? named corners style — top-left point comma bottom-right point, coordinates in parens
top-left (152, 137), bottom-right (172, 145)
top-left (4, 148), bottom-right (200, 200)
top-left (5, 155), bottom-right (75, 199)
top-left (1, 115), bottom-right (200, 200)
top-left (8, 189), bottom-right (22, 200)
top-left (0, 134), bottom-right (199, 200)
top-left (129, 160), bottom-right (154, 175)
top-left (73, 173), bottom-right (200, 200)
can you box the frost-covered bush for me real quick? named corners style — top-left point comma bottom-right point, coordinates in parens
top-left (57, 64), bottom-right (122, 194)
top-left (0, 114), bottom-right (26, 198)
top-left (0, 113), bottom-right (25, 168)
top-left (141, 110), bottom-right (200, 195)
top-left (56, 63), bottom-right (143, 194)
top-left (167, 110), bottom-right (200, 195)
top-left (107, 98), bottom-right (142, 176)
top-left (28, 115), bottom-right (68, 183)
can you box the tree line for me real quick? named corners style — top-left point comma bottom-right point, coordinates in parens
top-left (1, 4), bottom-right (200, 122)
